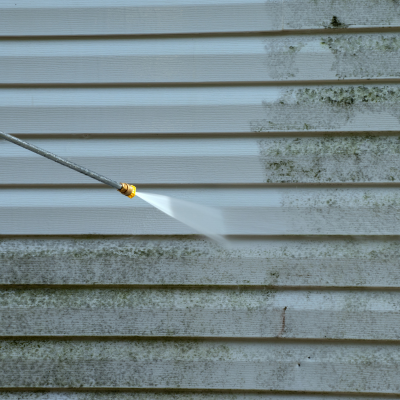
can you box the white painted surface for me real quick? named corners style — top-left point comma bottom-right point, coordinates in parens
top-left (0, 0), bottom-right (282, 36)
top-left (0, 137), bottom-right (263, 184)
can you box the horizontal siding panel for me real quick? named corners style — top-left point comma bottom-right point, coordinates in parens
top-left (2, 33), bottom-right (400, 83)
top-left (1, 0), bottom-right (400, 36)
top-left (2, 187), bottom-right (400, 235)
top-left (2, 289), bottom-right (400, 340)
top-left (1, 237), bottom-right (400, 287)
top-left (0, 137), bottom-right (264, 185)
top-left (0, 1), bottom-right (283, 37)
top-left (1, 85), bottom-right (400, 134)
top-left (1, 340), bottom-right (400, 392)
top-left (0, 395), bottom-right (396, 400)
top-left (4, 135), bottom-right (400, 184)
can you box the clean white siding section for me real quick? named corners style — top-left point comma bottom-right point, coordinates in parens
top-left (1, 0), bottom-right (400, 398)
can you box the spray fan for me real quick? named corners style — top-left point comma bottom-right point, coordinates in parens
top-left (0, 131), bottom-right (225, 243)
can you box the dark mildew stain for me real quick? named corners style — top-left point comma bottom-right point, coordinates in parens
top-left (325, 15), bottom-right (349, 29)
top-left (278, 306), bottom-right (287, 337)
top-left (258, 135), bottom-right (400, 183)
top-left (321, 34), bottom-right (400, 79)
top-left (250, 85), bottom-right (400, 132)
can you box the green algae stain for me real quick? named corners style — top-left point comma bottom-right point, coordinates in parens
top-left (294, 86), bottom-right (400, 106)
top-left (321, 34), bottom-right (400, 78)
top-left (258, 135), bottom-right (400, 183)
top-left (250, 85), bottom-right (400, 133)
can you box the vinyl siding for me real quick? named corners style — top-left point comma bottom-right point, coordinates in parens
top-left (0, 0), bottom-right (400, 398)
top-left (1, 33), bottom-right (399, 84)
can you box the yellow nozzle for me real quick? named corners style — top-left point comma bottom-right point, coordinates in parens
top-left (119, 183), bottom-right (136, 198)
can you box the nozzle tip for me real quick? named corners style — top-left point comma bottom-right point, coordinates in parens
top-left (119, 183), bottom-right (136, 198)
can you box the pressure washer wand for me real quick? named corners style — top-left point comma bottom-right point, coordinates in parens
top-left (0, 131), bottom-right (136, 198)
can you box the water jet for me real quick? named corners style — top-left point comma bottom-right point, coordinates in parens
top-left (0, 131), bottom-right (225, 243)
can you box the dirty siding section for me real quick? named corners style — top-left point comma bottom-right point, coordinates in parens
top-left (1, 0), bottom-right (400, 398)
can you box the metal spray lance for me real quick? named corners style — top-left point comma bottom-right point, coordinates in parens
top-left (0, 131), bottom-right (136, 198)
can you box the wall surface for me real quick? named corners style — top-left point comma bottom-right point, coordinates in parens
top-left (1, 0), bottom-right (400, 398)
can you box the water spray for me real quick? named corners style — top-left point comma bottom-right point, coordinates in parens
top-left (0, 131), bottom-right (226, 243)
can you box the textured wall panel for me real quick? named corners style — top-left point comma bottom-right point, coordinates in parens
top-left (0, 1), bottom-right (282, 36)
top-left (1, 237), bottom-right (400, 288)
top-left (1, 85), bottom-right (400, 134)
top-left (0, 395), bottom-right (396, 400)
top-left (2, 288), bottom-right (400, 340)
top-left (1, 33), bottom-right (400, 83)
top-left (1, 0), bottom-right (400, 36)
top-left (1, 340), bottom-right (400, 392)
top-left (2, 187), bottom-right (400, 235)
top-left (4, 135), bottom-right (400, 184)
